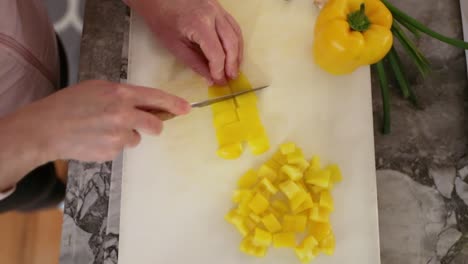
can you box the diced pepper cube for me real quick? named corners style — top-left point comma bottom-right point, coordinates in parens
top-left (261, 213), bottom-right (282, 233)
top-left (309, 155), bottom-right (321, 171)
top-left (280, 142), bottom-right (296, 155)
top-left (244, 217), bottom-right (257, 232)
top-left (213, 110), bottom-right (238, 128)
top-left (309, 205), bottom-right (330, 223)
top-left (248, 193), bottom-right (269, 215)
top-left (271, 200), bottom-right (289, 214)
top-left (309, 222), bottom-right (332, 242)
top-left (238, 169), bottom-right (258, 188)
top-left (253, 228), bottom-right (272, 247)
top-left (232, 190), bottom-right (253, 204)
top-left (225, 210), bottom-right (243, 225)
top-left (293, 194), bottom-right (314, 214)
top-left (273, 232), bottom-right (296, 248)
top-left (282, 214), bottom-right (307, 232)
top-left (302, 235), bottom-right (319, 249)
top-left (273, 151), bottom-right (288, 165)
top-left (319, 232), bottom-right (335, 255)
top-left (265, 159), bottom-right (281, 172)
top-left (290, 190), bottom-right (308, 212)
top-left (294, 246), bottom-right (317, 263)
top-left (281, 165), bottom-right (303, 181)
top-left (286, 150), bottom-right (305, 165)
top-left (326, 164), bottom-right (343, 183)
top-left (305, 169), bottom-right (331, 188)
top-left (259, 178), bottom-right (278, 194)
top-left (319, 190), bottom-right (334, 211)
top-left (279, 180), bottom-right (301, 199)
top-left (258, 165), bottom-right (278, 183)
top-left (308, 185), bottom-right (323, 195)
top-left (248, 135), bottom-right (270, 155)
top-left (240, 236), bottom-right (268, 257)
top-left (234, 221), bottom-right (250, 237)
top-left (236, 199), bottom-right (251, 216)
top-left (295, 159), bottom-right (310, 172)
top-left (249, 213), bottom-right (261, 223)
top-left (217, 143), bottom-right (243, 159)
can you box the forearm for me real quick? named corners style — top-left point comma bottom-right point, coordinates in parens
top-left (0, 113), bottom-right (52, 191)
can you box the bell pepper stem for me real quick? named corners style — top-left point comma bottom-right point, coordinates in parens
top-left (347, 3), bottom-right (371, 32)
top-left (382, 0), bottom-right (468, 49)
top-left (375, 61), bottom-right (391, 134)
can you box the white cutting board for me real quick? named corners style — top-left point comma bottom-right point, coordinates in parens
top-left (119, 0), bottom-right (381, 263)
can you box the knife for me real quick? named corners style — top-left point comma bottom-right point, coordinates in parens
top-left (149, 85), bottom-right (269, 121)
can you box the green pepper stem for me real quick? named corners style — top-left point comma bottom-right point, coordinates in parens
top-left (348, 3), bottom-right (371, 32)
top-left (375, 61), bottom-right (391, 134)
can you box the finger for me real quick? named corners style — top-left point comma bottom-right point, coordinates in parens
top-left (120, 83), bottom-right (191, 115)
top-left (128, 109), bottom-right (164, 135)
top-left (191, 23), bottom-right (227, 84)
top-left (225, 13), bottom-right (244, 66)
top-left (215, 17), bottom-right (240, 79)
top-left (170, 42), bottom-right (213, 84)
top-left (126, 130), bottom-right (142, 148)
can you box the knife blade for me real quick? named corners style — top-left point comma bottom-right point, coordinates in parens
top-left (150, 85), bottom-right (269, 121)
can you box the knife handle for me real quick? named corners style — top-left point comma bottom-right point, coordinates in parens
top-left (149, 110), bottom-right (176, 121)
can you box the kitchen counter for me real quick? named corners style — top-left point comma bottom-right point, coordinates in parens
top-left (59, 0), bottom-right (468, 263)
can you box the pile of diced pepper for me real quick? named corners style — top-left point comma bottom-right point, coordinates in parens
top-left (225, 142), bottom-right (342, 263)
top-left (209, 72), bottom-right (269, 159)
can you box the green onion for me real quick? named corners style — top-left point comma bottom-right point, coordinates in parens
top-left (388, 47), bottom-right (420, 107)
top-left (375, 61), bottom-right (391, 134)
top-left (395, 16), bottom-right (420, 38)
top-left (392, 24), bottom-right (431, 76)
top-left (382, 0), bottom-right (468, 49)
top-left (387, 48), bottom-right (410, 99)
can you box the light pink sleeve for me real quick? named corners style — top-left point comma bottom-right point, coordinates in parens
top-left (0, 0), bottom-right (59, 117)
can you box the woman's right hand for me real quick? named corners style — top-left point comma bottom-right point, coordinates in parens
top-left (11, 80), bottom-right (191, 162)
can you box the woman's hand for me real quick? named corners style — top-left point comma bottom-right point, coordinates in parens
top-left (3, 80), bottom-right (190, 163)
top-left (128, 0), bottom-right (244, 85)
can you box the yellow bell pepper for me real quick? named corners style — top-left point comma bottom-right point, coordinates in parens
top-left (280, 142), bottom-right (296, 155)
top-left (262, 213), bottom-right (282, 233)
top-left (226, 143), bottom-right (344, 262)
top-left (237, 169), bottom-right (258, 189)
top-left (253, 228), bottom-right (273, 247)
top-left (283, 214), bottom-right (308, 233)
top-left (313, 0), bottom-right (393, 75)
top-left (272, 232), bottom-right (297, 248)
top-left (248, 193), bottom-right (270, 215)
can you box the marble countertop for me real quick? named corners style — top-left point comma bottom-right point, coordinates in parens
top-left (59, 0), bottom-right (468, 263)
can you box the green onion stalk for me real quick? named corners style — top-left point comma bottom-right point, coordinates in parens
top-left (373, 0), bottom-right (468, 134)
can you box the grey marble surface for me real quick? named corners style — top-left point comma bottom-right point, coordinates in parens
top-left (60, 0), bottom-right (468, 263)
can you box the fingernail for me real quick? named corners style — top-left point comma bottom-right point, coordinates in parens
top-left (230, 70), bottom-right (239, 79)
top-left (175, 99), bottom-right (191, 114)
top-left (206, 78), bottom-right (214, 86)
